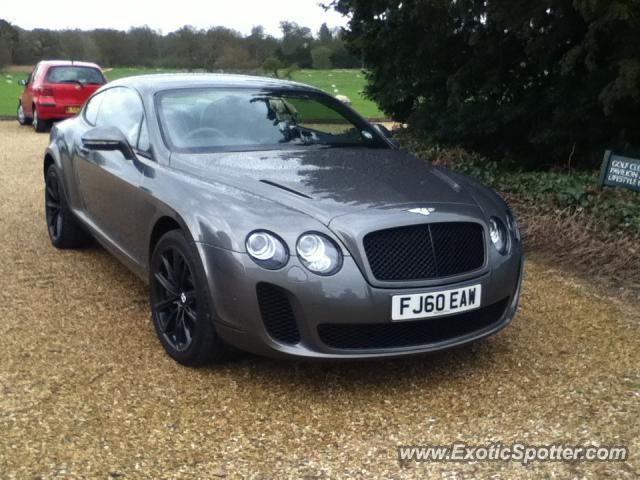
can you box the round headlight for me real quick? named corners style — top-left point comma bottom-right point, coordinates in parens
top-left (489, 217), bottom-right (509, 255)
top-left (296, 233), bottom-right (343, 276)
top-left (246, 231), bottom-right (289, 270)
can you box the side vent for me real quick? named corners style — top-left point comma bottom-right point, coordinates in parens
top-left (256, 283), bottom-right (301, 344)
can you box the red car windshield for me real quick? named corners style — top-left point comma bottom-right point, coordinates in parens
top-left (45, 66), bottom-right (105, 85)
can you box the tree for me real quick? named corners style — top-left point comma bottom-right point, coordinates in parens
top-left (311, 46), bottom-right (333, 69)
top-left (278, 21), bottom-right (313, 68)
top-left (318, 23), bottom-right (333, 44)
top-left (0, 37), bottom-right (10, 69)
top-left (263, 56), bottom-right (284, 77)
top-left (93, 29), bottom-right (132, 66)
top-left (163, 26), bottom-right (206, 71)
top-left (29, 29), bottom-right (63, 60)
top-left (128, 26), bottom-right (159, 67)
top-left (0, 20), bottom-right (19, 64)
top-left (246, 26), bottom-right (279, 68)
top-left (329, 0), bottom-right (640, 165)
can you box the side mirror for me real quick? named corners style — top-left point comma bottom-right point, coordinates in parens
top-left (18, 79), bottom-right (28, 86)
top-left (81, 126), bottom-right (135, 160)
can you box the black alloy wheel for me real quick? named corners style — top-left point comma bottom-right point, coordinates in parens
top-left (44, 167), bottom-right (89, 249)
top-left (152, 246), bottom-right (198, 353)
top-left (45, 169), bottom-right (63, 243)
top-left (150, 230), bottom-right (232, 365)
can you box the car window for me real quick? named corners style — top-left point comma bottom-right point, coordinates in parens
top-left (46, 66), bottom-right (105, 85)
top-left (157, 88), bottom-right (385, 152)
top-left (30, 64), bottom-right (42, 84)
top-left (97, 87), bottom-right (145, 147)
top-left (84, 92), bottom-right (105, 126)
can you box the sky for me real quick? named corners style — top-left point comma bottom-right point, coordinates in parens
top-left (2, 0), bottom-right (349, 37)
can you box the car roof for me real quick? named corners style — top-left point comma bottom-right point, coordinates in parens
top-left (38, 60), bottom-right (102, 69)
top-left (107, 73), bottom-right (324, 95)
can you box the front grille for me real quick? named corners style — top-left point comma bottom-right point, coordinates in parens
top-left (256, 283), bottom-right (301, 344)
top-left (363, 222), bottom-right (485, 281)
top-left (318, 298), bottom-right (509, 350)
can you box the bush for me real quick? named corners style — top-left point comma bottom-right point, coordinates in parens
top-left (311, 46), bottom-right (333, 69)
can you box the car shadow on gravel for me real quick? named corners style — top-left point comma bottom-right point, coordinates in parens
top-left (202, 337), bottom-right (509, 392)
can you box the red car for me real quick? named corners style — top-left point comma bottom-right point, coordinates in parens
top-left (17, 60), bottom-right (107, 132)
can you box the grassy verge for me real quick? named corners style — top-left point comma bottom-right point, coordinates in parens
top-left (0, 71), bottom-right (29, 118)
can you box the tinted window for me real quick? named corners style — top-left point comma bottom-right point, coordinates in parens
top-left (46, 66), bottom-right (105, 85)
top-left (84, 92), bottom-right (105, 126)
top-left (97, 88), bottom-right (145, 147)
top-left (157, 88), bottom-right (384, 151)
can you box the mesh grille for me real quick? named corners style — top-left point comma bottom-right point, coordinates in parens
top-left (256, 283), bottom-right (300, 344)
top-left (318, 298), bottom-right (509, 350)
top-left (363, 223), bottom-right (485, 281)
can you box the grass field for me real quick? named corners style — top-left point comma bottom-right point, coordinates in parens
top-left (0, 67), bottom-right (384, 119)
top-left (0, 71), bottom-right (29, 118)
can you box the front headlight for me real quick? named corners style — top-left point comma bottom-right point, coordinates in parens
top-left (296, 233), bottom-right (343, 276)
top-left (489, 217), bottom-right (509, 255)
top-left (506, 211), bottom-right (521, 242)
top-left (246, 231), bottom-right (289, 270)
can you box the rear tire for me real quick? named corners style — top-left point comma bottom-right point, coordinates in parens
top-left (150, 230), bottom-right (233, 366)
top-left (45, 166), bottom-right (90, 249)
top-left (17, 102), bottom-right (32, 126)
top-left (33, 107), bottom-right (49, 133)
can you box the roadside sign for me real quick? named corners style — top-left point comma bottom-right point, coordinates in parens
top-left (599, 151), bottom-right (640, 193)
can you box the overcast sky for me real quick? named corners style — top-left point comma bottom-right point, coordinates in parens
top-left (3, 0), bottom-right (350, 36)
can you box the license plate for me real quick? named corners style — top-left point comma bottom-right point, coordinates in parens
top-left (66, 106), bottom-right (81, 114)
top-left (391, 285), bottom-right (482, 321)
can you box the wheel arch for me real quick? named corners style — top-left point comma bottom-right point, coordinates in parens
top-left (147, 208), bottom-right (206, 265)
top-left (149, 216), bottom-right (183, 259)
top-left (43, 153), bottom-right (55, 178)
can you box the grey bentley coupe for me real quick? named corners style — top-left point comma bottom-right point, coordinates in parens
top-left (43, 74), bottom-right (523, 365)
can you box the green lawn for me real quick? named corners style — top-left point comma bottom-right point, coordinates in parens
top-left (0, 68), bottom-right (383, 119)
top-left (0, 72), bottom-right (29, 118)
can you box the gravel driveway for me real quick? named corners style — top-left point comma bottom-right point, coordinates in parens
top-left (0, 122), bottom-right (638, 479)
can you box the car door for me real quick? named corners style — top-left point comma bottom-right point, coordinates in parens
top-left (74, 86), bottom-right (150, 264)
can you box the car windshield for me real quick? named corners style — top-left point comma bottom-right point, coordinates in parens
top-left (46, 66), bottom-right (105, 85)
top-left (157, 88), bottom-right (385, 151)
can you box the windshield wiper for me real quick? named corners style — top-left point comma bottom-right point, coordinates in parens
top-left (59, 80), bottom-right (85, 87)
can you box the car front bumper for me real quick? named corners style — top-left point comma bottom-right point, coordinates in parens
top-left (196, 242), bottom-right (523, 360)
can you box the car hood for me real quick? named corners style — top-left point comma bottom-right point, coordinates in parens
top-left (170, 147), bottom-right (480, 225)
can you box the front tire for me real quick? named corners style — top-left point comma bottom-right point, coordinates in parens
top-left (150, 230), bottom-right (232, 366)
top-left (45, 167), bottom-right (90, 249)
top-left (33, 107), bottom-right (49, 133)
top-left (17, 102), bottom-right (32, 125)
